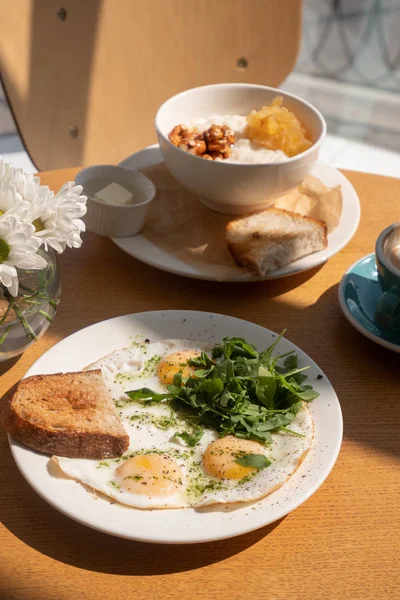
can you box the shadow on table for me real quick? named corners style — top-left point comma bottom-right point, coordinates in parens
top-left (0, 432), bottom-right (282, 575)
top-left (315, 282), bottom-right (400, 458)
top-left (213, 264), bottom-right (326, 298)
top-left (0, 355), bottom-right (21, 376)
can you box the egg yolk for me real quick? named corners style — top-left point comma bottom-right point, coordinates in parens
top-left (116, 454), bottom-right (183, 496)
top-left (157, 350), bottom-right (201, 385)
top-left (203, 436), bottom-right (267, 480)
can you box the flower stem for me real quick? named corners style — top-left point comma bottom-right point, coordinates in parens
top-left (0, 300), bottom-right (13, 325)
top-left (12, 302), bottom-right (38, 341)
top-left (39, 309), bottom-right (53, 322)
top-left (0, 324), bottom-right (11, 346)
top-left (2, 288), bottom-right (37, 342)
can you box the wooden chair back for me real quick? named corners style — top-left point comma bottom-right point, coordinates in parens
top-left (0, 0), bottom-right (302, 170)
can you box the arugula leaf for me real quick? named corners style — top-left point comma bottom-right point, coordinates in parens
top-left (292, 372), bottom-right (308, 384)
top-left (212, 337), bottom-right (258, 360)
top-left (276, 373), bottom-right (319, 402)
top-left (255, 413), bottom-right (294, 431)
top-left (256, 365), bottom-right (277, 409)
top-left (214, 358), bottom-right (235, 381)
top-left (284, 354), bottom-right (298, 371)
top-left (235, 453), bottom-right (271, 469)
top-left (198, 377), bottom-right (224, 399)
top-left (219, 388), bottom-right (234, 408)
top-left (259, 331), bottom-right (286, 367)
top-left (295, 387), bottom-right (319, 401)
top-left (283, 366), bottom-right (310, 379)
top-left (233, 356), bottom-right (258, 377)
top-left (172, 372), bottom-right (183, 388)
top-left (174, 427), bottom-right (204, 446)
top-left (188, 352), bottom-right (214, 369)
top-left (282, 355), bottom-right (311, 384)
top-left (194, 369), bottom-right (213, 378)
top-left (235, 429), bottom-right (273, 444)
top-left (126, 388), bottom-right (172, 402)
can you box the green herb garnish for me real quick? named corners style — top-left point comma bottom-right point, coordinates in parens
top-left (108, 481), bottom-right (120, 489)
top-left (174, 426), bottom-right (204, 447)
top-left (126, 387), bottom-right (171, 403)
top-left (234, 453), bottom-right (271, 469)
top-left (126, 333), bottom-right (318, 445)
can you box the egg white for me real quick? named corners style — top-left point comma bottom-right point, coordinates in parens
top-left (54, 339), bottom-right (314, 509)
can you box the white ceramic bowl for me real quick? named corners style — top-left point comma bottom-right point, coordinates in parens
top-left (155, 83), bottom-right (326, 215)
top-left (75, 165), bottom-right (156, 237)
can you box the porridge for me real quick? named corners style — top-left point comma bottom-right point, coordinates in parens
top-left (168, 97), bottom-right (313, 164)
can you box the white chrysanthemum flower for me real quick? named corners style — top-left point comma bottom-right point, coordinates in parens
top-left (0, 214), bottom-right (47, 296)
top-left (0, 179), bottom-right (26, 218)
top-left (12, 168), bottom-right (51, 208)
top-left (54, 182), bottom-right (87, 245)
top-left (0, 159), bottom-right (30, 218)
top-left (0, 157), bottom-right (9, 177)
top-left (25, 181), bottom-right (87, 253)
top-left (23, 188), bottom-right (59, 248)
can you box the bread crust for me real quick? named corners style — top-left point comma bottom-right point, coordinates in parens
top-left (226, 242), bottom-right (260, 274)
top-left (225, 207), bottom-right (328, 275)
top-left (1, 370), bottom-right (129, 459)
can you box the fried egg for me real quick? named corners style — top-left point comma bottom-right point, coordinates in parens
top-left (55, 339), bottom-right (314, 509)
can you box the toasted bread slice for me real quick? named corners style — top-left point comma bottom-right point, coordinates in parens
top-left (1, 370), bottom-right (129, 459)
top-left (226, 207), bottom-right (327, 276)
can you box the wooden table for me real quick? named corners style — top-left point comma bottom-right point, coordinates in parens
top-left (1, 169), bottom-right (399, 600)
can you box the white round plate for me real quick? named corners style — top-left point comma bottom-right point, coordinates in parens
top-left (9, 311), bottom-right (342, 544)
top-left (115, 146), bottom-right (361, 282)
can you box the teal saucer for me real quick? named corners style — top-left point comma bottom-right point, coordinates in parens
top-left (338, 253), bottom-right (400, 353)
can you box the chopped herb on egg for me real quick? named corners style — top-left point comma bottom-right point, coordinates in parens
top-left (186, 474), bottom-right (228, 498)
top-left (115, 447), bottom-right (193, 462)
top-left (126, 410), bottom-right (178, 431)
top-left (115, 372), bottom-right (138, 384)
top-left (174, 426), bottom-right (204, 447)
top-left (108, 481), bottom-right (121, 489)
top-left (126, 333), bottom-right (318, 445)
top-left (114, 354), bottom-right (162, 387)
top-left (237, 474), bottom-right (256, 485)
top-left (130, 342), bottom-right (148, 353)
top-left (142, 355), bottom-right (162, 375)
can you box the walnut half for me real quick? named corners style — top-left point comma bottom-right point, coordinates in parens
top-left (168, 123), bottom-right (235, 160)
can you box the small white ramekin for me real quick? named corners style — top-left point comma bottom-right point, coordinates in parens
top-left (75, 164), bottom-right (156, 237)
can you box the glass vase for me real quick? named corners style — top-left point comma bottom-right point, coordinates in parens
top-left (0, 248), bottom-right (61, 361)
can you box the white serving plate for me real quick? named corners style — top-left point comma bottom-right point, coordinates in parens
top-left (115, 146), bottom-right (361, 282)
top-left (9, 311), bottom-right (342, 544)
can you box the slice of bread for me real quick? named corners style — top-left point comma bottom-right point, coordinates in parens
top-left (1, 369), bottom-right (129, 459)
top-left (226, 207), bottom-right (328, 276)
